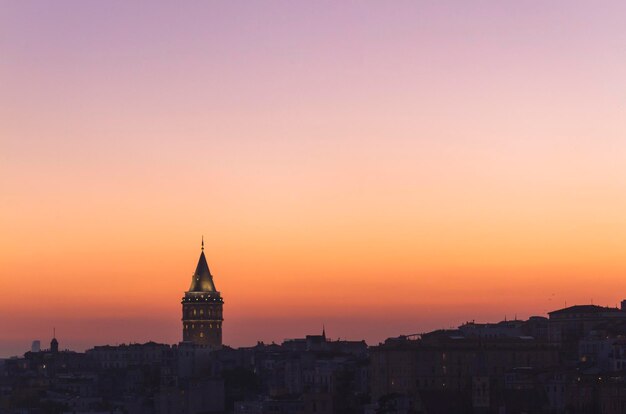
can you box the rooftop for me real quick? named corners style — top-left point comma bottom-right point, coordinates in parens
top-left (548, 305), bottom-right (624, 316)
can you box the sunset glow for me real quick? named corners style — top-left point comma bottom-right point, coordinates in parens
top-left (2, 1), bottom-right (626, 357)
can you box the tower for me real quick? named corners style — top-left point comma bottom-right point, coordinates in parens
top-left (50, 328), bottom-right (58, 353)
top-left (181, 238), bottom-right (224, 347)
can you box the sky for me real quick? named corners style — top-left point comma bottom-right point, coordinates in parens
top-left (1, 1), bottom-right (626, 357)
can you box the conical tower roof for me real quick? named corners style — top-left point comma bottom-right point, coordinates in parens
top-left (188, 239), bottom-right (217, 292)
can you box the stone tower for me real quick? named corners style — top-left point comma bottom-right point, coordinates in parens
top-left (181, 238), bottom-right (224, 347)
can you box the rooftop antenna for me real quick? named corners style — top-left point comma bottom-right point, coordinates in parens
top-left (201, 235), bottom-right (204, 251)
top-left (53, 327), bottom-right (56, 339)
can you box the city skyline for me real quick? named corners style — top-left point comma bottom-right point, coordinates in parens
top-left (3, 1), bottom-right (626, 357)
top-left (2, 238), bottom-right (625, 357)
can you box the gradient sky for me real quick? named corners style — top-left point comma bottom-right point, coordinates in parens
top-left (2, 1), bottom-right (626, 357)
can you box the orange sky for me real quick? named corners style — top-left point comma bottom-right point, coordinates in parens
top-left (2, 1), bottom-right (626, 356)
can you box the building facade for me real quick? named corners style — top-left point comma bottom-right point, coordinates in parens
top-left (181, 240), bottom-right (224, 347)
top-left (370, 330), bottom-right (559, 405)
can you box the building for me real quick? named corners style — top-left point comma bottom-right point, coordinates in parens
top-left (370, 328), bottom-right (559, 410)
top-left (548, 305), bottom-right (626, 344)
top-left (87, 341), bottom-right (173, 369)
top-left (182, 238), bottom-right (224, 347)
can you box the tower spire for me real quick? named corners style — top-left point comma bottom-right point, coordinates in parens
top-left (188, 239), bottom-right (216, 292)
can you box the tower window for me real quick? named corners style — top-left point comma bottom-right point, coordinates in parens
top-left (200, 332), bottom-right (204, 338)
